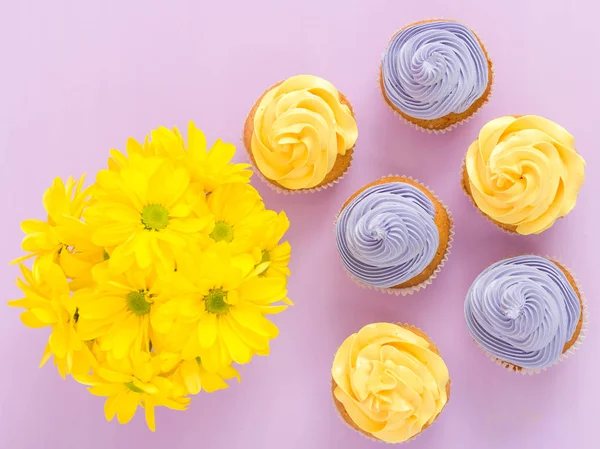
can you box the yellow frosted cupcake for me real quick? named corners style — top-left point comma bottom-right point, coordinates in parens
top-left (462, 115), bottom-right (586, 234)
top-left (332, 323), bottom-right (450, 443)
top-left (244, 75), bottom-right (358, 193)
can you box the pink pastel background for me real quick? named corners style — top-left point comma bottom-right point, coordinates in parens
top-left (1, 0), bottom-right (599, 448)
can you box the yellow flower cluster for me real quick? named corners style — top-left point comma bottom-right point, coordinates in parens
top-left (9, 122), bottom-right (291, 431)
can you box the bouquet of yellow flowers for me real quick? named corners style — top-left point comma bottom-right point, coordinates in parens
top-left (9, 122), bottom-right (291, 431)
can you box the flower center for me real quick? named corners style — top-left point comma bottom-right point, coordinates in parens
top-left (102, 249), bottom-right (110, 260)
top-left (126, 290), bottom-right (152, 316)
top-left (260, 250), bottom-right (271, 264)
top-left (141, 204), bottom-right (169, 231)
top-left (209, 221), bottom-right (233, 242)
top-left (204, 289), bottom-right (229, 314)
top-left (125, 381), bottom-right (144, 393)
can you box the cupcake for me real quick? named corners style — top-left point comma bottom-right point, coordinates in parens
top-left (335, 176), bottom-right (452, 295)
top-left (380, 19), bottom-right (493, 132)
top-left (462, 115), bottom-right (586, 235)
top-left (244, 75), bottom-right (358, 193)
top-left (464, 255), bottom-right (585, 373)
top-left (332, 322), bottom-right (450, 443)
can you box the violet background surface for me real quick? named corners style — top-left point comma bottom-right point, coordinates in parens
top-left (1, 1), bottom-right (598, 448)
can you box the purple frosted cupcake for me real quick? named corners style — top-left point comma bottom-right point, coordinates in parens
top-left (380, 19), bottom-right (493, 132)
top-left (335, 176), bottom-right (452, 295)
top-left (465, 255), bottom-right (585, 373)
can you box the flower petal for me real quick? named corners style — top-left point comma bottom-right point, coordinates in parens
top-left (187, 121), bottom-right (207, 159)
top-left (144, 402), bottom-right (156, 432)
top-left (197, 313), bottom-right (218, 348)
top-left (169, 218), bottom-right (209, 234)
top-left (229, 305), bottom-right (279, 338)
top-left (180, 360), bottom-right (202, 395)
top-left (112, 314), bottom-right (140, 358)
top-left (116, 391), bottom-right (139, 424)
top-left (219, 317), bottom-right (252, 364)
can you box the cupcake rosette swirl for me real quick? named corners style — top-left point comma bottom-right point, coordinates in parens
top-left (378, 19), bottom-right (494, 134)
top-left (460, 157), bottom-right (518, 235)
top-left (331, 323), bottom-right (451, 444)
top-left (334, 175), bottom-right (454, 296)
top-left (469, 256), bottom-right (588, 375)
top-left (243, 79), bottom-right (357, 195)
top-left (460, 114), bottom-right (585, 235)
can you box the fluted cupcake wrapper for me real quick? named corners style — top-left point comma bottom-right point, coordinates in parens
top-left (247, 151), bottom-right (353, 195)
top-left (460, 158), bottom-right (520, 236)
top-left (473, 256), bottom-right (588, 375)
top-left (334, 175), bottom-right (454, 296)
top-left (378, 21), bottom-right (495, 134)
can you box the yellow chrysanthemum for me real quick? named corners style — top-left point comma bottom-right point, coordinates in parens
top-left (108, 121), bottom-right (252, 191)
top-left (159, 352), bottom-right (240, 396)
top-left (10, 121), bottom-right (292, 431)
top-left (14, 176), bottom-right (104, 289)
top-left (206, 182), bottom-right (276, 254)
top-left (16, 175), bottom-right (90, 261)
top-left (85, 155), bottom-right (213, 272)
top-left (86, 350), bottom-right (189, 431)
top-left (151, 249), bottom-right (288, 372)
top-left (9, 257), bottom-right (95, 379)
top-left (76, 266), bottom-right (167, 359)
top-left (253, 211), bottom-right (292, 279)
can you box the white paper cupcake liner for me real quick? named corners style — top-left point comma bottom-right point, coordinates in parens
top-left (246, 149), bottom-right (353, 195)
top-left (459, 158), bottom-right (519, 236)
top-left (379, 20), bottom-right (495, 134)
top-left (473, 256), bottom-right (588, 375)
top-left (334, 175), bottom-right (454, 296)
top-left (331, 323), bottom-right (450, 443)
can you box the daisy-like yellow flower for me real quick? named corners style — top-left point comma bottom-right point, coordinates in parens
top-left (107, 134), bottom-right (183, 172)
top-left (10, 121), bottom-right (293, 431)
top-left (16, 175), bottom-right (90, 262)
top-left (159, 352), bottom-right (240, 396)
top-left (207, 182), bottom-right (276, 254)
top-left (86, 350), bottom-right (189, 431)
top-left (85, 155), bottom-right (212, 272)
top-left (254, 211), bottom-right (292, 280)
top-left (76, 266), bottom-right (167, 359)
top-left (9, 257), bottom-right (95, 379)
top-left (151, 248), bottom-right (288, 372)
top-left (14, 175), bottom-right (104, 286)
top-left (108, 122), bottom-right (252, 192)
top-left (179, 122), bottom-right (252, 191)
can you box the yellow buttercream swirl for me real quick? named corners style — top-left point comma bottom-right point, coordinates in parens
top-left (332, 323), bottom-right (449, 443)
top-left (466, 115), bottom-right (585, 234)
top-left (251, 75), bottom-right (358, 190)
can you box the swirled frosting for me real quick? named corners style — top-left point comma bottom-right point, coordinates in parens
top-left (335, 182), bottom-right (439, 288)
top-left (332, 323), bottom-right (450, 443)
top-left (465, 256), bottom-right (581, 370)
top-left (250, 75), bottom-right (358, 190)
top-left (465, 115), bottom-right (586, 235)
top-left (382, 21), bottom-right (489, 120)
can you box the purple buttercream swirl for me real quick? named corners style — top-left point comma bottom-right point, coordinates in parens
top-left (335, 182), bottom-right (439, 288)
top-left (465, 256), bottom-right (581, 370)
top-left (382, 21), bottom-right (489, 120)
